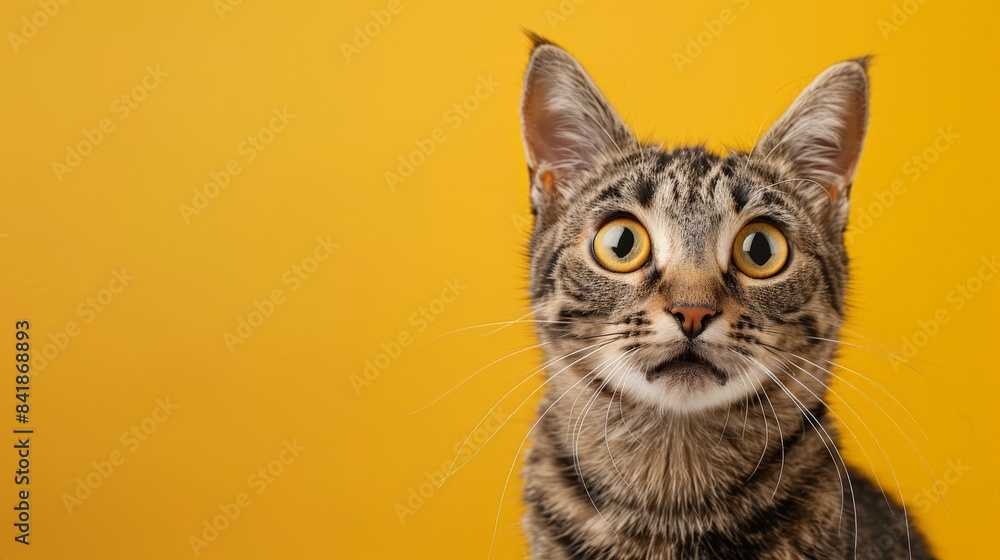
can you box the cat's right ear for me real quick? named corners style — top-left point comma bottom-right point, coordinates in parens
top-left (520, 35), bottom-right (638, 224)
top-left (753, 58), bottom-right (870, 233)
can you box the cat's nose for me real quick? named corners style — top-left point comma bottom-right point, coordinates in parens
top-left (669, 305), bottom-right (718, 339)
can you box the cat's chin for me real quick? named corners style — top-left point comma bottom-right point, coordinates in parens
top-left (645, 349), bottom-right (728, 386)
top-left (616, 349), bottom-right (763, 414)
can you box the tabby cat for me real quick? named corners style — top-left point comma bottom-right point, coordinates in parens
top-left (519, 35), bottom-right (934, 559)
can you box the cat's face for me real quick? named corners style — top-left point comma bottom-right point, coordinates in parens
top-left (521, 38), bottom-right (869, 413)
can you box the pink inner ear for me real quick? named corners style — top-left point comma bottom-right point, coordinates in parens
top-left (521, 71), bottom-right (557, 171)
top-left (520, 45), bottom-right (637, 180)
top-left (541, 170), bottom-right (555, 193)
top-left (522, 81), bottom-right (578, 172)
top-left (755, 59), bottom-right (869, 204)
top-left (827, 185), bottom-right (839, 201)
top-left (830, 72), bottom-right (869, 200)
top-left (829, 95), bottom-right (867, 199)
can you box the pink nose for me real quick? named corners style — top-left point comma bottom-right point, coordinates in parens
top-left (669, 305), bottom-right (718, 339)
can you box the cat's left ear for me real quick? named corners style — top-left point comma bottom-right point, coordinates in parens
top-left (755, 58), bottom-right (870, 230)
top-left (521, 35), bottom-right (639, 224)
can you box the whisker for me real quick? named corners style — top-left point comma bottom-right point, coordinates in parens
top-left (413, 316), bottom-right (617, 352)
top-left (542, 66), bottom-right (627, 160)
top-left (745, 369), bottom-right (770, 483)
top-left (605, 352), bottom-right (638, 486)
top-left (487, 344), bottom-right (628, 558)
top-left (410, 330), bottom-right (629, 417)
top-left (767, 350), bottom-right (909, 558)
top-left (404, 340), bottom-right (556, 416)
top-left (770, 350), bottom-right (915, 558)
top-left (618, 357), bottom-right (645, 448)
top-left (744, 74), bottom-right (809, 172)
top-left (766, 349), bottom-right (894, 507)
top-left (738, 368), bottom-right (752, 441)
top-left (571, 354), bottom-right (632, 533)
top-left (734, 351), bottom-right (857, 554)
top-left (756, 369), bottom-right (785, 500)
top-left (441, 339), bottom-right (620, 484)
top-left (756, 176), bottom-right (835, 204)
top-left (816, 356), bottom-right (929, 442)
top-left (779, 347), bottom-right (946, 512)
top-left (711, 398), bottom-right (733, 451)
top-left (475, 310), bottom-right (534, 340)
top-left (811, 334), bottom-right (972, 428)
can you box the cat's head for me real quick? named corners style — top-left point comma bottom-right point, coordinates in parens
top-left (521, 36), bottom-right (869, 413)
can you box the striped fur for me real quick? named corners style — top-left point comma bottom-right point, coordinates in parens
top-left (519, 36), bottom-right (934, 559)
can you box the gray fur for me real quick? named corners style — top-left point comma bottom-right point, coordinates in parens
top-left (519, 37), bottom-right (933, 559)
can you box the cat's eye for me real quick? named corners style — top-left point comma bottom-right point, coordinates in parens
top-left (592, 218), bottom-right (651, 273)
top-left (732, 222), bottom-right (789, 279)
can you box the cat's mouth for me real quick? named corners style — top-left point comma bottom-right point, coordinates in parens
top-left (645, 348), bottom-right (728, 385)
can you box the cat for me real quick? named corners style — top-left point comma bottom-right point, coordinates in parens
top-left (518, 34), bottom-right (934, 559)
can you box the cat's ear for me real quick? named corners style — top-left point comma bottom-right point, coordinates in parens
top-left (755, 58), bottom-right (870, 229)
top-left (521, 35), bottom-right (638, 223)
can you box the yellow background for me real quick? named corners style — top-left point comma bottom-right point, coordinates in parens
top-left (1, 0), bottom-right (997, 558)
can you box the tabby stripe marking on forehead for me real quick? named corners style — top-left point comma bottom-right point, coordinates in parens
top-left (698, 159), bottom-right (726, 200)
top-left (593, 181), bottom-right (624, 204)
top-left (667, 169), bottom-right (683, 204)
top-left (719, 161), bottom-right (754, 213)
top-left (634, 176), bottom-right (657, 208)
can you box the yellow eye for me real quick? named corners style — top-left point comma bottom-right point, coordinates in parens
top-left (593, 218), bottom-right (651, 273)
top-left (732, 222), bottom-right (789, 279)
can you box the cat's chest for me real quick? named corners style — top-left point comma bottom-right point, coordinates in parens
top-left (554, 408), bottom-right (762, 513)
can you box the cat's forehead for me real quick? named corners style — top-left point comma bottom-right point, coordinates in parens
top-left (577, 147), bottom-right (787, 228)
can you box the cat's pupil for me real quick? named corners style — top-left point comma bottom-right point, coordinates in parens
top-left (747, 232), bottom-right (772, 266)
top-left (607, 227), bottom-right (635, 258)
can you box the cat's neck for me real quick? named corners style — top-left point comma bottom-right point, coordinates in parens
top-left (530, 371), bottom-right (842, 526)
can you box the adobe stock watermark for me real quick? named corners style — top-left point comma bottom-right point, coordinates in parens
top-left (846, 126), bottom-right (959, 244)
top-left (511, 211), bottom-right (533, 238)
top-left (672, 0), bottom-right (750, 73)
top-left (340, 0), bottom-right (403, 62)
top-left (32, 268), bottom-right (136, 373)
top-left (213, 0), bottom-right (243, 21)
top-left (544, 0), bottom-right (586, 30)
top-left (878, 0), bottom-right (930, 40)
top-left (913, 458), bottom-right (970, 513)
top-left (384, 75), bottom-right (500, 192)
top-left (394, 405), bottom-right (509, 523)
top-left (61, 397), bottom-right (179, 514)
top-left (223, 235), bottom-right (338, 353)
top-left (51, 65), bottom-right (168, 182)
top-left (857, 515), bottom-right (911, 560)
top-left (179, 107), bottom-right (295, 223)
top-left (892, 255), bottom-right (998, 371)
top-left (188, 439), bottom-right (305, 557)
top-left (7, 0), bottom-right (71, 54)
top-left (859, 458), bottom-right (970, 558)
top-left (350, 278), bottom-right (467, 394)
